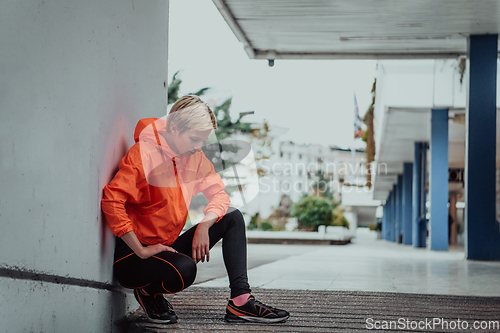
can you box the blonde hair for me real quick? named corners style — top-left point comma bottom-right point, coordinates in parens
top-left (167, 95), bottom-right (217, 133)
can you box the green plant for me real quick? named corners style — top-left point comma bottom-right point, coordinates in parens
top-left (453, 57), bottom-right (466, 85)
top-left (292, 196), bottom-right (332, 230)
top-left (331, 209), bottom-right (349, 228)
top-left (167, 70), bottom-right (209, 104)
top-left (261, 221), bottom-right (273, 231)
top-left (247, 213), bottom-right (259, 230)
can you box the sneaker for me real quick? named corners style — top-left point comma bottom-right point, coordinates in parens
top-left (133, 289), bottom-right (178, 324)
top-left (225, 295), bottom-right (289, 323)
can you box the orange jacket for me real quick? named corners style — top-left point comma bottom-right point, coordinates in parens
top-left (101, 117), bottom-right (230, 246)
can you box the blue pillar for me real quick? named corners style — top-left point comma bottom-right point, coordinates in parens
top-left (382, 203), bottom-right (387, 240)
top-left (465, 35), bottom-right (500, 260)
top-left (385, 192), bottom-right (391, 241)
top-left (397, 174), bottom-right (403, 243)
top-left (387, 190), bottom-right (394, 242)
top-left (422, 144), bottom-right (428, 246)
top-left (394, 181), bottom-right (400, 242)
top-left (429, 109), bottom-right (449, 251)
top-left (413, 142), bottom-right (427, 248)
top-left (392, 184), bottom-right (397, 242)
top-left (402, 163), bottom-right (413, 245)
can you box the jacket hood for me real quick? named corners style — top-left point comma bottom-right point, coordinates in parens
top-left (134, 117), bottom-right (164, 143)
top-left (134, 117), bottom-right (178, 158)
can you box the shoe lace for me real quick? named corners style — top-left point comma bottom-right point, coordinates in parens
top-left (253, 298), bottom-right (279, 313)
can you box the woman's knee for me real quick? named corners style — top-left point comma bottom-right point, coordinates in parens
top-left (175, 254), bottom-right (197, 290)
top-left (155, 252), bottom-right (197, 293)
top-left (226, 207), bottom-right (245, 229)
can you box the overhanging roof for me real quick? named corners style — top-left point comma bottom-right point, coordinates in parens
top-left (213, 0), bottom-right (500, 60)
top-left (372, 107), bottom-right (466, 200)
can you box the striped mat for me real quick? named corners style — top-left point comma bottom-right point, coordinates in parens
top-left (119, 287), bottom-right (500, 332)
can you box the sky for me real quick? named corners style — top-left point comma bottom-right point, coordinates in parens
top-left (167, 0), bottom-right (377, 149)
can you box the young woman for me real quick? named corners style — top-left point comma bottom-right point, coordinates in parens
top-left (102, 95), bottom-right (289, 324)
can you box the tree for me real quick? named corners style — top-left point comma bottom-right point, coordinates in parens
top-left (211, 98), bottom-right (253, 140)
top-left (203, 97), bottom-right (254, 197)
top-left (311, 169), bottom-right (334, 200)
top-left (167, 70), bottom-right (210, 104)
top-left (167, 71), bottom-right (273, 208)
top-left (167, 71), bottom-right (254, 140)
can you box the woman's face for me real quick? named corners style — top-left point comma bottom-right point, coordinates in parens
top-left (171, 128), bottom-right (212, 157)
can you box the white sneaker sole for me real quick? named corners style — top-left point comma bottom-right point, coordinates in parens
top-left (225, 314), bottom-right (289, 323)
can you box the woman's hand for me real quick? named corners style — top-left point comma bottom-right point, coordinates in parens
top-left (120, 231), bottom-right (177, 259)
top-left (192, 223), bottom-right (210, 263)
top-left (139, 244), bottom-right (177, 259)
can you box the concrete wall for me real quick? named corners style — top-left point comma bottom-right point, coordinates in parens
top-left (0, 0), bottom-right (169, 332)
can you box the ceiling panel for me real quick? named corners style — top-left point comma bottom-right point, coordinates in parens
top-left (214, 0), bottom-right (500, 59)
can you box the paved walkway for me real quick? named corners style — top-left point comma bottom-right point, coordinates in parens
top-left (197, 228), bottom-right (500, 296)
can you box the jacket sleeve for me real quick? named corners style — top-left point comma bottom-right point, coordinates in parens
top-left (195, 154), bottom-right (230, 220)
top-left (101, 146), bottom-right (144, 237)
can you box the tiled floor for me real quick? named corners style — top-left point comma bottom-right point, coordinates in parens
top-left (196, 229), bottom-right (500, 296)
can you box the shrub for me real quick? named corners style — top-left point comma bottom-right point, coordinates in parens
top-left (292, 196), bottom-right (332, 230)
top-left (247, 213), bottom-right (259, 230)
top-left (261, 221), bottom-right (273, 231)
top-left (331, 209), bottom-right (349, 228)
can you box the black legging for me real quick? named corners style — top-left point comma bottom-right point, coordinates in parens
top-left (113, 207), bottom-right (251, 299)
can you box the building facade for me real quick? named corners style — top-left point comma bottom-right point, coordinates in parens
top-left (240, 139), bottom-right (368, 222)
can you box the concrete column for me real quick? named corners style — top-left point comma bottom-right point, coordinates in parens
top-left (403, 163), bottom-right (413, 245)
top-left (0, 0), bottom-right (170, 329)
top-left (429, 108), bottom-right (449, 251)
top-left (465, 35), bottom-right (500, 260)
top-left (350, 207), bottom-right (358, 234)
top-left (397, 174), bottom-right (403, 243)
top-left (413, 142), bottom-right (427, 248)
